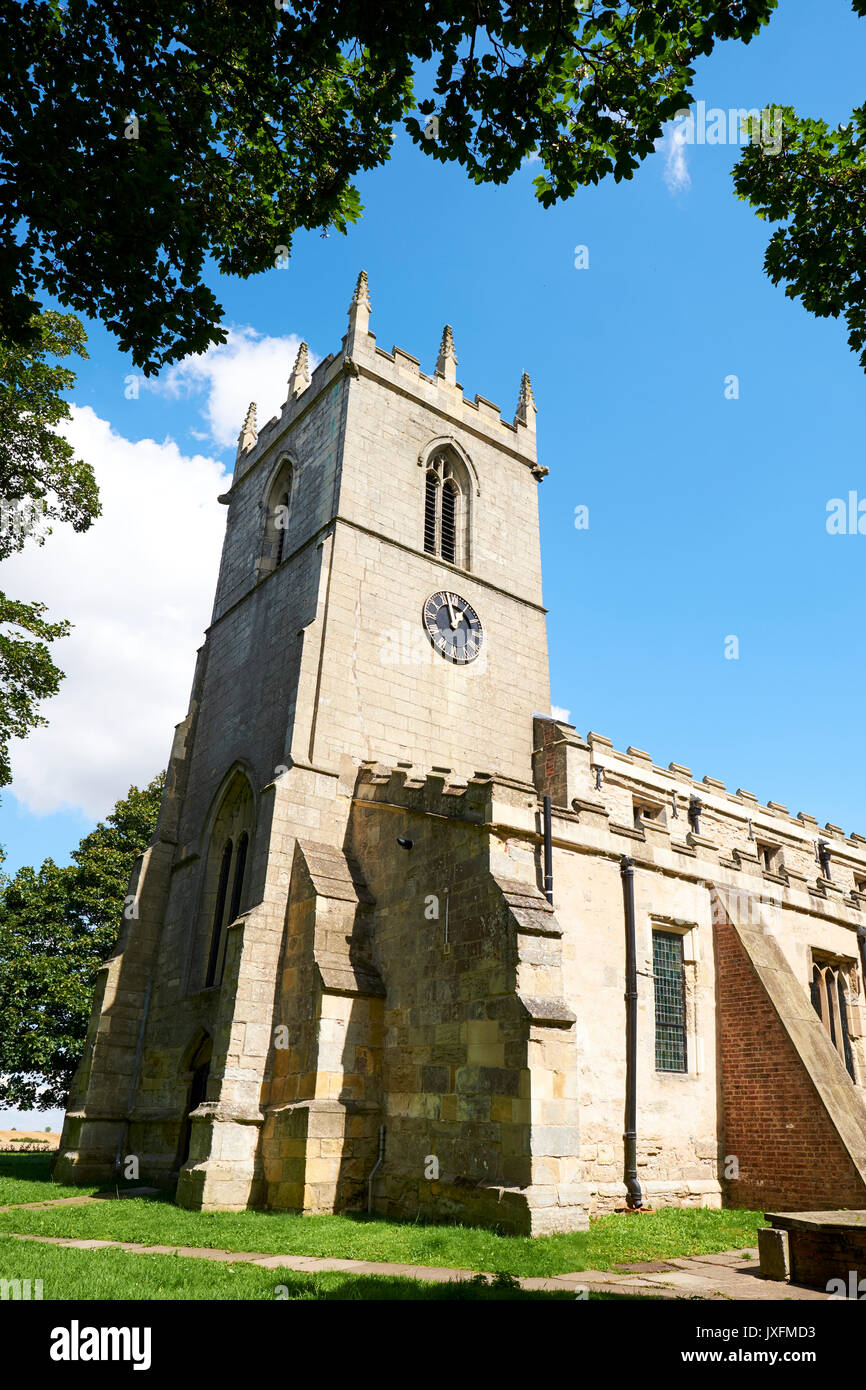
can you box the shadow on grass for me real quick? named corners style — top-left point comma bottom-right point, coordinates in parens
top-left (0, 1153), bottom-right (57, 1182)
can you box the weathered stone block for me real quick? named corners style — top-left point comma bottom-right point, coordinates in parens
top-left (758, 1226), bottom-right (790, 1282)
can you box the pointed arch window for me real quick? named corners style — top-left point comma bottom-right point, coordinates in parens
top-left (228, 832), bottom-right (248, 925)
top-left (811, 957), bottom-right (857, 1080)
top-left (260, 458), bottom-right (294, 575)
top-left (274, 494), bottom-right (290, 566)
top-left (204, 841), bottom-right (233, 988)
top-left (422, 450), bottom-right (470, 568)
top-left (197, 773), bottom-right (254, 992)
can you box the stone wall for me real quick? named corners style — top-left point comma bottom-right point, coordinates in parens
top-left (342, 764), bottom-right (587, 1234)
top-left (259, 838), bottom-right (384, 1214)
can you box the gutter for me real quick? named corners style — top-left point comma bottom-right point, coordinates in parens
top-left (542, 795), bottom-right (554, 904)
top-left (620, 856), bottom-right (644, 1209)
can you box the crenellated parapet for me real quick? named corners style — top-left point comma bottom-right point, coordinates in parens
top-left (533, 716), bottom-right (866, 921)
top-left (354, 758), bottom-right (492, 816)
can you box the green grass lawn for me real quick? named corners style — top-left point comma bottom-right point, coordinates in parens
top-left (0, 1235), bottom-right (580, 1300)
top-left (0, 1153), bottom-right (108, 1207)
top-left (0, 1154), bottom-right (762, 1279)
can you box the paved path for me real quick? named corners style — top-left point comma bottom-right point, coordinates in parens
top-left (2, 1233), bottom-right (829, 1299)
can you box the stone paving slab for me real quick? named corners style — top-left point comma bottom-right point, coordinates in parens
top-left (638, 1270), bottom-right (721, 1290)
top-left (574, 1271), bottom-right (649, 1286)
top-left (617, 1260), bottom-right (679, 1273)
top-left (665, 1252), bottom-right (753, 1268)
top-left (1, 1232), bottom-right (831, 1299)
top-left (519, 1275), bottom-right (720, 1299)
top-left (150, 1245), bottom-right (262, 1262)
top-left (618, 1262), bottom-right (826, 1301)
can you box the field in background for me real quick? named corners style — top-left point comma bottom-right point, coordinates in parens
top-left (0, 1130), bottom-right (60, 1151)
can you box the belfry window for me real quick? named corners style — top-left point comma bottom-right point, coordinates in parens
top-left (274, 493), bottom-right (290, 566)
top-left (424, 472), bottom-right (438, 555)
top-left (653, 930), bottom-right (688, 1072)
top-left (260, 459), bottom-right (294, 576)
top-left (422, 451), bottom-right (469, 568)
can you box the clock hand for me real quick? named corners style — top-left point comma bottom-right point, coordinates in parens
top-left (445, 593), bottom-right (457, 627)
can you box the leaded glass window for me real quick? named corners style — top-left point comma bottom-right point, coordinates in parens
top-left (653, 930), bottom-right (687, 1072)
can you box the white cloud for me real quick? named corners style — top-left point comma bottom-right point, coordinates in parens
top-left (659, 121), bottom-right (691, 193)
top-left (148, 326), bottom-right (318, 451)
top-left (3, 323), bottom-right (317, 820)
top-left (551, 706), bottom-right (572, 724)
top-left (4, 406), bottom-right (229, 817)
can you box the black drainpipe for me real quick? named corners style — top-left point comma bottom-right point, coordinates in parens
top-left (542, 795), bottom-right (553, 904)
top-left (858, 928), bottom-right (866, 994)
top-left (620, 855), bottom-right (644, 1209)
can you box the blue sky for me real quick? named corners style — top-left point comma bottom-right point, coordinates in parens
top-left (2, 0), bottom-right (865, 910)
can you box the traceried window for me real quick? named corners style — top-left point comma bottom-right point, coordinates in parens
top-left (653, 930), bottom-right (688, 1072)
top-left (422, 450), bottom-right (469, 568)
top-left (198, 774), bottom-right (253, 991)
top-left (810, 957), bottom-right (856, 1080)
top-left (204, 840), bottom-right (233, 987)
top-left (228, 832), bottom-right (248, 924)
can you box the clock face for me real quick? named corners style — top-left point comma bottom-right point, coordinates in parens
top-left (423, 591), bottom-right (484, 664)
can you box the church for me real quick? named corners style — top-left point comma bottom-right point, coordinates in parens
top-left (55, 274), bottom-right (866, 1234)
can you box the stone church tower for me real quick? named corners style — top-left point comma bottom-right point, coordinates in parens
top-left (56, 273), bottom-right (587, 1232)
top-left (57, 274), bottom-right (866, 1233)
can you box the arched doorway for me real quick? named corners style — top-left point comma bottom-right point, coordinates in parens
top-left (178, 1032), bottom-right (213, 1167)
